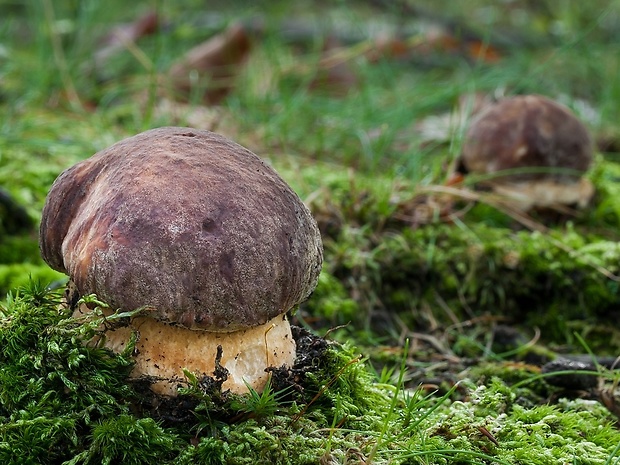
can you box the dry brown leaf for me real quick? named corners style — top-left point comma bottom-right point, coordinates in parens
top-left (308, 36), bottom-right (358, 96)
top-left (94, 11), bottom-right (159, 69)
top-left (167, 22), bottom-right (254, 105)
top-left (366, 26), bottom-right (502, 64)
top-left (364, 34), bottom-right (411, 62)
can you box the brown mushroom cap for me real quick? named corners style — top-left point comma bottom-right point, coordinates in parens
top-left (40, 127), bottom-right (323, 332)
top-left (459, 95), bottom-right (593, 182)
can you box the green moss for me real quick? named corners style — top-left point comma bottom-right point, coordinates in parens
top-left (177, 417), bottom-right (346, 465)
top-left (403, 378), bottom-right (620, 464)
top-left (0, 286), bottom-right (142, 464)
top-left (67, 415), bottom-right (182, 465)
top-left (303, 344), bottom-right (390, 424)
top-left (302, 271), bottom-right (359, 325)
top-left (315, 203), bottom-right (620, 351)
top-left (1, 271), bottom-right (620, 465)
top-left (470, 362), bottom-right (552, 400)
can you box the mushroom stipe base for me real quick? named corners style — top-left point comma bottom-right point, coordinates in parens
top-left (78, 305), bottom-right (297, 396)
top-left (483, 176), bottom-right (595, 211)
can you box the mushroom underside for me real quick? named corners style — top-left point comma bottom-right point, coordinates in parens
top-left (485, 177), bottom-right (594, 211)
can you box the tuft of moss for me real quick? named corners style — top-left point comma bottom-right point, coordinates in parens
top-left (0, 284), bottom-right (182, 464)
top-left (397, 377), bottom-right (620, 464)
top-left (305, 169), bottom-right (620, 352)
top-left (1, 283), bottom-right (620, 464)
top-left (66, 415), bottom-right (182, 465)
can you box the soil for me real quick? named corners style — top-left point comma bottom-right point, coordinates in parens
top-left (129, 325), bottom-right (330, 426)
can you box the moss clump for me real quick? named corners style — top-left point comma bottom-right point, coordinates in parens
top-left (175, 414), bottom-right (365, 465)
top-left (376, 223), bottom-right (620, 316)
top-left (469, 362), bottom-right (550, 402)
top-left (1, 283), bottom-right (620, 464)
top-left (0, 284), bottom-right (185, 464)
top-left (67, 415), bottom-right (182, 465)
top-left (309, 176), bottom-right (620, 351)
top-left (406, 378), bottom-right (620, 465)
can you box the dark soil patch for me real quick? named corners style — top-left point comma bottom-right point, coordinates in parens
top-left (130, 325), bottom-right (329, 426)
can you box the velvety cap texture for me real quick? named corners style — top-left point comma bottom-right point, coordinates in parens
top-left (40, 127), bottom-right (323, 331)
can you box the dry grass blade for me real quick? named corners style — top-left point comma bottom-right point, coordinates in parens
top-left (42, 0), bottom-right (83, 110)
top-left (405, 184), bottom-right (620, 282)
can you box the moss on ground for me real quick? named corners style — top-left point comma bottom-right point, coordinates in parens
top-left (0, 284), bottom-right (619, 464)
top-left (295, 159), bottom-right (620, 355)
top-left (2, 1), bottom-right (620, 462)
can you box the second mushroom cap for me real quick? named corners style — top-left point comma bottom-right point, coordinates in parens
top-left (456, 94), bottom-right (595, 210)
top-left (459, 94), bottom-right (593, 182)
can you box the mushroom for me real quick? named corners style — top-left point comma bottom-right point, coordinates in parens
top-left (39, 127), bottom-right (323, 396)
top-left (457, 94), bottom-right (594, 211)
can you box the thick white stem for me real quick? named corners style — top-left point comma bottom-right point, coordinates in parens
top-left (92, 311), bottom-right (296, 396)
top-left (491, 177), bottom-right (594, 211)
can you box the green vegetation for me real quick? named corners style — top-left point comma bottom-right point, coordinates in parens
top-left (2, 0), bottom-right (620, 463)
top-left (1, 284), bottom-right (620, 464)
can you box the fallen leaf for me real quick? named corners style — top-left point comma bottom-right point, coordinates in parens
top-left (366, 25), bottom-right (502, 64)
top-left (94, 11), bottom-right (159, 69)
top-left (167, 22), bottom-right (254, 105)
top-left (308, 36), bottom-right (358, 96)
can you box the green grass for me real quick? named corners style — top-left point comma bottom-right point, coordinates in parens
top-left (2, 0), bottom-right (620, 463)
top-left (1, 285), bottom-right (620, 464)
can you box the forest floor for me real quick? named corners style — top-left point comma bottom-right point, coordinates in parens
top-left (1, 1), bottom-right (620, 463)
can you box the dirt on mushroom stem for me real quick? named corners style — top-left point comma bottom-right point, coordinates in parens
top-left (125, 325), bottom-right (330, 425)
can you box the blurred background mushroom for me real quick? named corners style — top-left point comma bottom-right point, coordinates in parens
top-left (39, 127), bottom-right (323, 396)
top-left (455, 94), bottom-right (595, 212)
